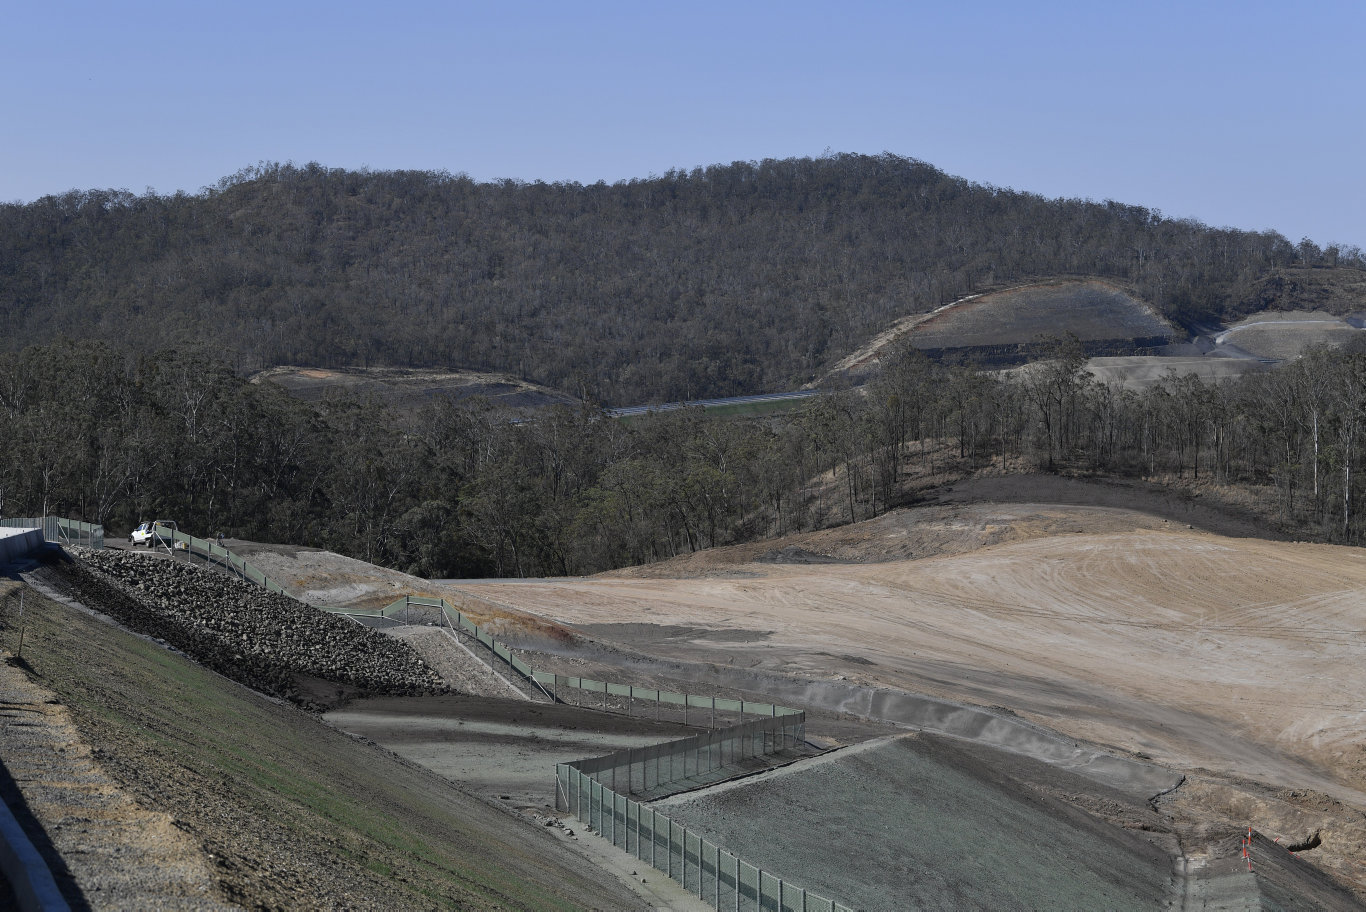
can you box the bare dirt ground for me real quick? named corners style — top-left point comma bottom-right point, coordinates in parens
top-left (115, 473), bottom-right (1366, 906)
top-left (429, 476), bottom-right (1366, 902)
top-left (1084, 355), bottom-right (1267, 390)
top-left (326, 694), bottom-right (700, 808)
top-left (820, 278), bottom-right (1174, 383)
top-left (249, 365), bottom-right (576, 415)
top-left (1214, 310), bottom-right (1364, 361)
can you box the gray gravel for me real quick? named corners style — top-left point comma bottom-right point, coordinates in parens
top-left (63, 548), bottom-right (445, 705)
top-left (654, 732), bottom-right (1175, 912)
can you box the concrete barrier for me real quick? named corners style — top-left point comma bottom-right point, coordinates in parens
top-left (0, 528), bottom-right (44, 566)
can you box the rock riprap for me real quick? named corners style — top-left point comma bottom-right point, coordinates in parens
top-left (67, 548), bottom-right (445, 704)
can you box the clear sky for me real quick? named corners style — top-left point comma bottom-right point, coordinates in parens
top-left (4, 1), bottom-right (1362, 246)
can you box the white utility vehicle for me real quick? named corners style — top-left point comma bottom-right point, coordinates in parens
top-left (130, 520), bottom-right (178, 548)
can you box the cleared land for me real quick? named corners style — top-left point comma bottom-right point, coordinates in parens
top-left (1084, 355), bottom-right (1267, 390)
top-left (822, 279), bottom-right (1176, 382)
top-left (656, 732), bottom-right (1174, 911)
top-left (250, 365), bottom-right (576, 413)
top-left (326, 694), bottom-right (701, 807)
top-left (907, 279), bottom-right (1174, 350)
top-left (462, 523), bottom-right (1366, 799)
top-left (435, 479), bottom-right (1366, 901)
top-left (1214, 310), bottom-right (1364, 360)
top-left (16, 476), bottom-right (1366, 908)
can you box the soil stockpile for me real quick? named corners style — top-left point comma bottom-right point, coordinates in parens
top-left (60, 548), bottom-right (445, 704)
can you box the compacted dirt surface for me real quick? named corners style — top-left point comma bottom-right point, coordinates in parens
top-left (9, 473), bottom-right (1366, 909)
top-left (431, 476), bottom-right (1366, 906)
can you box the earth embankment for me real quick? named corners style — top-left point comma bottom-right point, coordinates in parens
top-left (2, 569), bottom-right (651, 910)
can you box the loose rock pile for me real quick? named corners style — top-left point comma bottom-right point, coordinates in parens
top-left (65, 548), bottom-right (445, 704)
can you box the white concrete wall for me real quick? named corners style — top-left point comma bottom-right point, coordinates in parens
top-left (0, 527), bottom-right (44, 564)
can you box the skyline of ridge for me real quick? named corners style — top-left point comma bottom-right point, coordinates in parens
top-left (4, 1), bottom-right (1362, 247)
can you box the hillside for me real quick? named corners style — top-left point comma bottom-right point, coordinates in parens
top-left (824, 278), bottom-right (1178, 381)
top-left (5, 563), bottom-right (648, 910)
top-left (456, 493), bottom-right (1366, 904)
top-left (4, 154), bottom-right (1362, 404)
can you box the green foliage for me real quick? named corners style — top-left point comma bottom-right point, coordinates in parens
top-left (5, 156), bottom-right (1360, 405)
top-left (11, 337), bottom-right (1366, 579)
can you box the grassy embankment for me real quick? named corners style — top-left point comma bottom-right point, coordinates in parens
top-left (8, 580), bottom-right (635, 910)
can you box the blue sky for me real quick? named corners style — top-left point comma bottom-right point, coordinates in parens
top-left (4, 1), bottom-right (1362, 246)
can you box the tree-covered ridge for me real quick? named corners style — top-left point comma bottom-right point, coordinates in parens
top-left (4, 154), bottom-right (1360, 405)
top-left (7, 339), bottom-right (1366, 580)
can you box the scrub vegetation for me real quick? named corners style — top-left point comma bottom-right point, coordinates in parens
top-left (3, 153), bottom-right (1362, 404)
top-left (6, 335), bottom-right (1366, 579)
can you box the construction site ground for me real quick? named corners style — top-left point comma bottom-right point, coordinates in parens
top-left (224, 474), bottom-right (1366, 907)
top-left (8, 472), bottom-right (1366, 908)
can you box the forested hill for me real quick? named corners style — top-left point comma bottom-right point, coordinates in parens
top-left (3, 153), bottom-right (1361, 405)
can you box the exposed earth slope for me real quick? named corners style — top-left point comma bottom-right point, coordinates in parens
top-left (823, 278), bottom-right (1176, 381)
top-left (444, 483), bottom-right (1366, 900)
top-left (10, 477), bottom-right (1366, 908)
top-left (2, 562), bottom-right (648, 910)
top-left (251, 365), bottom-right (577, 416)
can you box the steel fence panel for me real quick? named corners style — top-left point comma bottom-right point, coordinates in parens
top-left (626, 798), bottom-right (638, 856)
top-left (578, 769), bottom-right (590, 823)
top-left (589, 779), bottom-right (601, 833)
top-left (684, 829), bottom-right (700, 895)
top-left (739, 860), bottom-right (759, 912)
top-left (759, 869), bottom-right (780, 912)
top-left (645, 806), bottom-right (660, 871)
top-left (668, 818), bottom-right (682, 884)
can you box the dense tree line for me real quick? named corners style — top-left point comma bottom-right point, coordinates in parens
top-left (4, 154), bottom-right (1360, 405)
top-left (7, 340), bottom-right (1366, 578)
